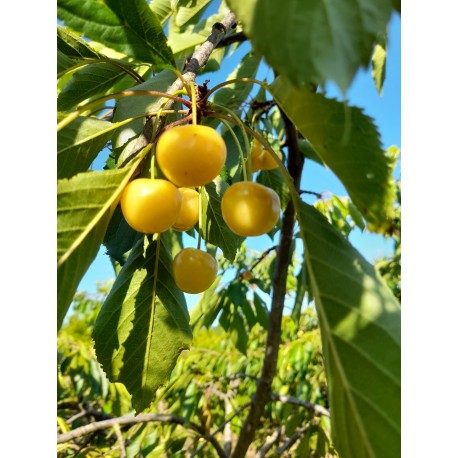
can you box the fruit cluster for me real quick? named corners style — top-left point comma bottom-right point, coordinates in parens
top-left (120, 124), bottom-right (281, 295)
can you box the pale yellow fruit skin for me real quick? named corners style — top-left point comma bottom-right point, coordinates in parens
top-left (250, 139), bottom-right (263, 173)
top-left (156, 125), bottom-right (227, 187)
top-left (172, 188), bottom-right (199, 232)
top-left (120, 179), bottom-right (182, 234)
top-left (250, 139), bottom-right (282, 172)
top-left (221, 182), bottom-right (281, 237)
top-left (260, 149), bottom-right (282, 171)
top-left (173, 248), bottom-right (218, 294)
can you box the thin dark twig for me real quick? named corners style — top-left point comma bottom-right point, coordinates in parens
top-left (238, 245), bottom-right (278, 280)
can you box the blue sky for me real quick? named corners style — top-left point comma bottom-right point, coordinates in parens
top-left (79, 12), bottom-right (401, 296)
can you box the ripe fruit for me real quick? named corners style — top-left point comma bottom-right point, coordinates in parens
top-left (156, 125), bottom-right (227, 187)
top-left (221, 182), bottom-right (281, 236)
top-left (173, 248), bottom-right (218, 294)
top-left (250, 139), bottom-right (282, 172)
top-left (250, 139), bottom-right (264, 173)
top-left (120, 178), bottom-right (182, 234)
top-left (172, 188), bottom-right (199, 232)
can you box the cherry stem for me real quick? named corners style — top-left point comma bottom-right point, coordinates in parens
top-left (212, 104), bottom-right (252, 181)
top-left (57, 90), bottom-right (191, 131)
top-left (190, 83), bottom-right (198, 126)
top-left (202, 77), bottom-right (270, 104)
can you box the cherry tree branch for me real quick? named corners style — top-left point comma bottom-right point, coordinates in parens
top-left (57, 413), bottom-right (227, 458)
top-left (231, 109), bottom-right (305, 457)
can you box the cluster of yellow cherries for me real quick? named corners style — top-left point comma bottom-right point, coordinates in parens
top-left (120, 124), bottom-right (281, 294)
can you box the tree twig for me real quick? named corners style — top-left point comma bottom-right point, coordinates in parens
top-left (57, 413), bottom-right (227, 458)
top-left (255, 426), bottom-right (283, 458)
top-left (231, 107), bottom-right (305, 458)
top-left (271, 393), bottom-right (330, 416)
top-left (274, 423), bottom-right (312, 455)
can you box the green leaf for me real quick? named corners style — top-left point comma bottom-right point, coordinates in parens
top-left (173, 0), bottom-right (212, 28)
top-left (112, 69), bottom-right (178, 162)
top-left (103, 206), bottom-right (142, 265)
top-left (296, 200), bottom-right (400, 458)
top-left (190, 276), bottom-right (222, 328)
top-left (271, 76), bottom-right (395, 231)
top-left (57, 115), bottom-right (116, 179)
top-left (201, 179), bottom-right (244, 263)
top-left (58, 62), bottom-right (130, 112)
top-left (92, 236), bottom-right (192, 412)
top-left (57, 25), bottom-right (101, 60)
top-left (256, 168), bottom-right (290, 212)
top-left (291, 265), bottom-right (308, 325)
top-left (298, 138), bottom-right (325, 167)
top-left (150, 0), bottom-right (172, 23)
top-left (227, 0), bottom-right (393, 91)
top-left (57, 0), bottom-right (175, 68)
top-left (57, 167), bottom-right (136, 329)
top-left (372, 33), bottom-right (387, 95)
top-left (167, 10), bottom-right (226, 55)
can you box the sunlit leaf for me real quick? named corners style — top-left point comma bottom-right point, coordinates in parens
top-left (296, 199), bottom-right (400, 458)
top-left (57, 166), bottom-right (138, 329)
top-left (227, 0), bottom-right (394, 91)
top-left (372, 33), bottom-right (387, 95)
top-left (57, 0), bottom-right (175, 68)
top-left (271, 76), bottom-right (395, 231)
top-left (57, 25), bottom-right (101, 60)
top-left (92, 236), bottom-right (192, 412)
top-left (111, 69), bottom-right (178, 163)
top-left (58, 63), bottom-right (131, 112)
top-left (173, 0), bottom-right (212, 27)
top-left (57, 115), bottom-right (116, 179)
top-left (150, 0), bottom-right (172, 23)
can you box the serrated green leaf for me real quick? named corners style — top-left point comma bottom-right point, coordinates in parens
top-left (57, 115), bottom-right (116, 179)
top-left (103, 206), bottom-right (142, 265)
top-left (252, 293), bottom-right (268, 329)
top-left (201, 179), bottom-right (244, 263)
top-left (58, 62), bottom-right (130, 112)
top-left (372, 33), bottom-right (387, 95)
top-left (298, 138), bottom-right (325, 167)
top-left (190, 276), bottom-right (222, 328)
top-left (173, 0), bottom-right (212, 28)
top-left (57, 25), bottom-right (101, 60)
top-left (271, 76), bottom-right (395, 231)
top-left (230, 312), bottom-right (248, 354)
top-left (168, 10), bottom-right (226, 55)
top-left (296, 200), bottom-right (400, 458)
top-left (227, 0), bottom-right (393, 91)
top-left (57, 0), bottom-right (175, 68)
top-left (57, 167), bottom-right (136, 329)
top-left (92, 236), bottom-right (192, 412)
top-left (57, 49), bottom-right (79, 74)
top-left (291, 265), bottom-right (307, 325)
top-left (150, 0), bottom-right (172, 23)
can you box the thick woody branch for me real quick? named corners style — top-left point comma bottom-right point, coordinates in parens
top-left (231, 111), bottom-right (305, 458)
